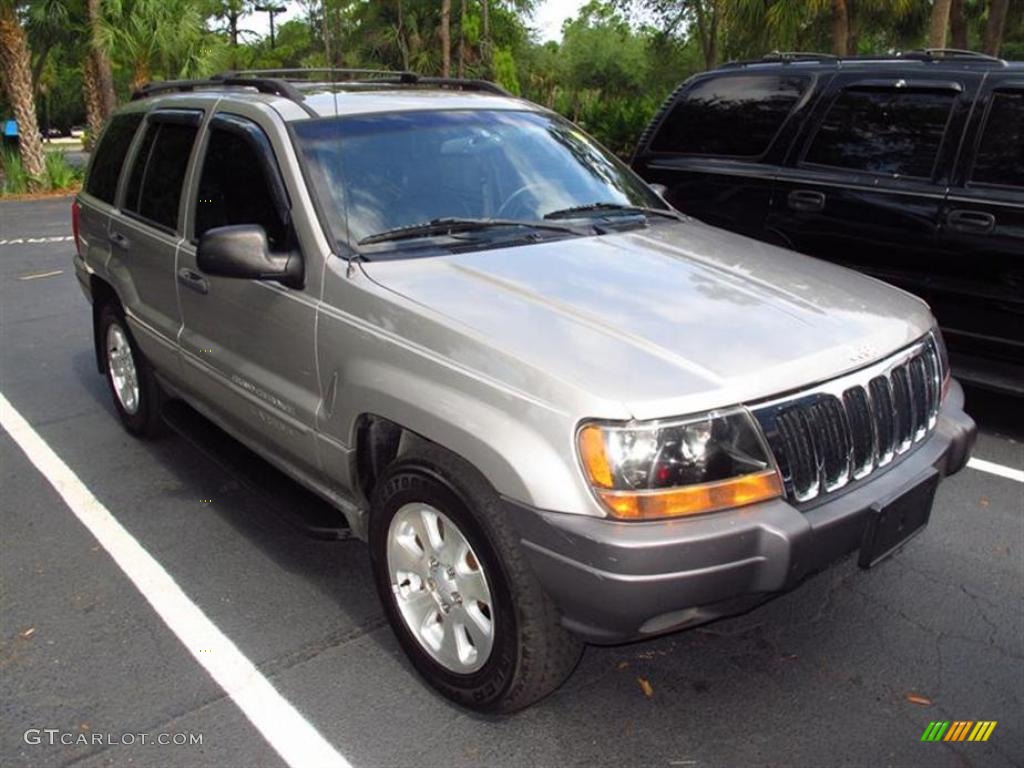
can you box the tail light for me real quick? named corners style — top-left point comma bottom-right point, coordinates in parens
top-left (71, 199), bottom-right (81, 256)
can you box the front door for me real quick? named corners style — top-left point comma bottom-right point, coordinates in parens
top-left (936, 80), bottom-right (1024, 370)
top-left (767, 72), bottom-right (977, 301)
top-left (177, 110), bottom-right (322, 475)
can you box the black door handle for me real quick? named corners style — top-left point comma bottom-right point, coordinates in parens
top-left (947, 209), bottom-right (996, 234)
top-left (177, 268), bottom-right (209, 295)
top-left (109, 231), bottom-right (131, 249)
top-left (787, 189), bottom-right (826, 213)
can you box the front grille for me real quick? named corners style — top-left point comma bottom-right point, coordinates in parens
top-left (754, 336), bottom-right (943, 504)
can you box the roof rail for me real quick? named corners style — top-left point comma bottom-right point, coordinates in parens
top-left (131, 75), bottom-right (306, 103)
top-left (906, 48), bottom-right (1006, 64)
top-left (130, 69), bottom-right (512, 106)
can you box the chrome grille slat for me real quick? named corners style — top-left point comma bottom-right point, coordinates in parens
top-left (755, 336), bottom-right (943, 504)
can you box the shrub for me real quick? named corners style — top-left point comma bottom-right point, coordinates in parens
top-left (1, 146), bottom-right (30, 194)
top-left (44, 150), bottom-right (83, 191)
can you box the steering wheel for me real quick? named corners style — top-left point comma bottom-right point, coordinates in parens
top-left (495, 183), bottom-right (547, 219)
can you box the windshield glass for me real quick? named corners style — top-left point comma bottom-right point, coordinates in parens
top-left (292, 109), bottom-right (665, 250)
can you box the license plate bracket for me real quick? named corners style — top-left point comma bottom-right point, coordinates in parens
top-left (858, 469), bottom-right (939, 569)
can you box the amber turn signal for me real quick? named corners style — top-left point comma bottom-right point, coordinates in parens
top-left (597, 469), bottom-right (783, 520)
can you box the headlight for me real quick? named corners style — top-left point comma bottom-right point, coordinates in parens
top-left (577, 408), bottom-right (782, 520)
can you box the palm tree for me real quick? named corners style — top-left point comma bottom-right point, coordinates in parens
top-left (86, 0), bottom-right (116, 119)
top-left (929, 0), bottom-right (953, 48)
top-left (0, 0), bottom-right (46, 188)
top-left (983, 0), bottom-right (1009, 55)
top-left (99, 0), bottom-right (207, 91)
top-left (440, 0), bottom-right (451, 76)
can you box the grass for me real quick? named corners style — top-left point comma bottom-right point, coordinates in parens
top-left (1, 145), bottom-right (83, 196)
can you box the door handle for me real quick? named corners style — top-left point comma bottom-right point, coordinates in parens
top-left (947, 209), bottom-right (996, 234)
top-left (177, 267), bottom-right (209, 295)
top-left (787, 190), bottom-right (826, 213)
top-left (109, 231), bottom-right (131, 249)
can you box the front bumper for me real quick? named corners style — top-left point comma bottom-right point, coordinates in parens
top-left (508, 381), bottom-right (976, 644)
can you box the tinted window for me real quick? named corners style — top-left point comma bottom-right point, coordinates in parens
top-left (85, 114), bottom-right (143, 204)
top-left (649, 75), bottom-right (809, 157)
top-left (195, 125), bottom-right (288, 249)
top-left (806, 87), bottom-right (955, 178)
top-left (971, 90), bottom-right (1024, 188)
top-left (125, 122), bottom-right (198, 230)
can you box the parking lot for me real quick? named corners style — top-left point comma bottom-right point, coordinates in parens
top-left (1, 195), bottom-right (1021, 767)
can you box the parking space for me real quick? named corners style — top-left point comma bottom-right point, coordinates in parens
top-left (2, 196), bottom-right (1021, 767)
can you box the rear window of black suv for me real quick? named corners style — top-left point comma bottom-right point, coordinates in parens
top-left (649, 74), bottom-right (809, 158)
top-left (85, 113), bottom-right (143, 204)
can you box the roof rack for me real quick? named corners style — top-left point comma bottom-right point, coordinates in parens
top-left (130, 69), bottom-right (511, 107)
top-left (721, 48), bottom-right (1007, 69)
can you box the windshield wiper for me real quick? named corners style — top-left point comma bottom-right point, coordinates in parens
top-left (544, 202), bottom-right (685, 222)
top-left (358, 217), bottom-right (587, 246)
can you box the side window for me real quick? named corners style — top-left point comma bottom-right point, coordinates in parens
top-left (805, 87), bottom-right (956, 178)
top-left (971, 90), bottom-right (1024, 189)
top-left (85, 114), bottom-right (143, 204)
top-left (194, 123), bottom-right (288, 249)
top-left (649, 75), bottom-right (809, 157)
top-left (124, 119), bottom-right (199, 230)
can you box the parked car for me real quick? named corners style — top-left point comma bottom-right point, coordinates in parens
top-left (74, 70), bottom-right (976, 712)
top-left (632, 50), bottom-right (1023, 394)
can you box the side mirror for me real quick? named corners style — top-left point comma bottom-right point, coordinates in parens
top-left (197, 225), bottom-right (303, 289)
top-left (648, 183), bottom-right (668, 198)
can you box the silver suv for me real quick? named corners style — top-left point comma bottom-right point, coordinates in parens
top-left (73, 70), bottom-right (977, 713)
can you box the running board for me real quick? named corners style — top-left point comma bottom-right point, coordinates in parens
top-left (161, 400), bottom-right (353, 540)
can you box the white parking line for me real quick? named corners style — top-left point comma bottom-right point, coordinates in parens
top-left (0, 393), bottom-right (351, 768)
top-left (968, 457), bottom-right (1024, 484)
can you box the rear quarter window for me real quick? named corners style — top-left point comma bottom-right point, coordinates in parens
top-left (971, 90), bottom-right (1024, 189)
top-left (85, 113), bottom-right (144, 204)
top-left (648, 74), bottom-right (809, 158)
top-left (804, 86), bottom-right (956, 179)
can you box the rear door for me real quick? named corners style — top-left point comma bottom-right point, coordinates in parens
top-left (768, 71), bottom-right (978, 299)
top-left (632, 71), bottom-right (820, 240)
top-left (937, 78), bottom-right (1024, 370)
top-left (107, 109), bottom-right (203, 380)
top-left (177, 107), bottom-right (322, 476)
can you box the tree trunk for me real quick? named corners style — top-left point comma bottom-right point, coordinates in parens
top-left (0, 3), bottom-right (46, 189)
top-left (440, 0), bottom-right (451, 77)
top-left (692, 1), bottom-right (718, 69)
top-left (832, 0), bottom-right (849, 56)
top-left (983, 0), bottom-right (1009, 56)
top-left (481, 0), bottom-right (489, 74)
top-left (949, 0), bottom-right (968, 49)
top-left (929, 0), bottom-right (953, 48)
top-left (457, 0), bottom-right (466, 78)
top-left (131, 60), bottom-right (150, 93)
top-left (82, 55), bottom-right (105, 149)
top-left (86, 0), bottom-right (116, 119)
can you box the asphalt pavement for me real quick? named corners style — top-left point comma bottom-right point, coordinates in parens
top-left (2, 196), bottom-right (1021, 768)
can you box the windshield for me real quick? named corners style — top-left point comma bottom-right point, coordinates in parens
top-left (292, 109), bottom-right (666, 251)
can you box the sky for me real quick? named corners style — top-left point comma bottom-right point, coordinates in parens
top-left (242, 0), bottom-right (590, 44)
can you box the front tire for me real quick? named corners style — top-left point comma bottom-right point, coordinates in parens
top-left (98, 302), bottom-right (163, 437)
top-left (369, 445), bottom-right (582, 713)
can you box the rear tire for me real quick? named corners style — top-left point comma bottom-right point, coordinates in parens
top-left (369, 445), bottom-right (582, 713)
top-left (98, 302), bottom-right (163, 438)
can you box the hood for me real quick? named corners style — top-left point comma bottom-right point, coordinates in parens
top-left (360, 221), bottom-right (935, 420)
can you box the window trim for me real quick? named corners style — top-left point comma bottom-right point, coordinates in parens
top-left (965, 85), bottom-right (1024, 193)
top-left (121, 109), bottom-right (204, 233)
top-left (645, 72), bottom-right (815, 162)
top-left (798, 84), bottom-right (959, 182)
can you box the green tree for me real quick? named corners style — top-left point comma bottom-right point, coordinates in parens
top-left (0, 0), bottom-right (45, 187)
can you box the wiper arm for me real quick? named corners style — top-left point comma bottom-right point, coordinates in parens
top-left (358, 217), bottom-right (586, 245)
top-left (544, 202), bottom-right (685, 222)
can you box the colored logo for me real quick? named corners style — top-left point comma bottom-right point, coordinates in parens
top-left (921, 721), bottom-right (997, 742)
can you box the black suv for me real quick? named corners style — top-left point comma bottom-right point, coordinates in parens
top-left (632, 50), bottom-right (1023, 393)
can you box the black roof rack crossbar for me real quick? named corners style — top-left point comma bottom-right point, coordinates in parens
top-left (131, 76), bottom-right (306, 103)
top-left (907, 48), bottom-right (1005, 63)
